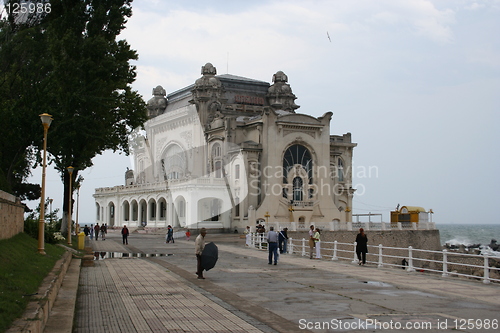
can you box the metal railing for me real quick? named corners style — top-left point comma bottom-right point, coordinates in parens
top-left (259, 221), bottom-right (437, 231)
top-left (248, 233), bottom-right (500, 284)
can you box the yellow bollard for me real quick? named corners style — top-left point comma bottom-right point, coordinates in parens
top-left (78, 232), bottom-right (86, 250)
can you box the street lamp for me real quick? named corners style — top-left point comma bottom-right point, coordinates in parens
top-left (75, 176), bottom-right (83, 235)
top-left (38, 113), bottom-right (53, 255)
top-left (67, 166), bottom-right (74, 245)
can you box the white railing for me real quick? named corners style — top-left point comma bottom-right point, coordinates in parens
top-left (258, 221), bottom-right (436, 231)
top-left (248, 234), bottom-right (499, 284)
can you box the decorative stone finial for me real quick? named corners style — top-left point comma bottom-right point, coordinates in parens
top-left (267, 71), bottom-right (299, 112)
top-left (147, 85), bottom-right (168, 118)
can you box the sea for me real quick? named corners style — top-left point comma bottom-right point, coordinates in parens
top-left (437, 224), bottom-right (500, 247)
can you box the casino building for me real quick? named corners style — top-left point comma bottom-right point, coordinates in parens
top-left (93, 63), bottom-right (356, 231)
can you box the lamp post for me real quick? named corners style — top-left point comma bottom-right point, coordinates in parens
top-left (38, 113), bottom-right (53, 255)
top-left (67, 166), bottom-right (74, 245)
top-left (75, 176), bottom-right (83, 235)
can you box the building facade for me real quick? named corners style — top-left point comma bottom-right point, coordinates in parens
top-left (94, 63), bottom-right (356, 231)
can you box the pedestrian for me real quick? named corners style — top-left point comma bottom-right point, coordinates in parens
top-left (121, 225), bottom-right (129, 245)
top-left (185, 229), bottom-right (191, 241)
top-left (309, 225), bottom-right (315, 259)
top-left (195, 228), bottom-right (207, 279)
top-left (89, 224), bottom-right (94, 240)
top-left (244, 226), bottom-right (251, 247)
top-left (267, 226), bottom-right (279, 265)
top-left (278, 227), bottom-right (288, 254)
top-left (356, 228), bottom-right (368, 265)
top-left (94, 223), bottom-right (100, 241)
top-left (100, 223), bottom-right (107, 240)
top-left (313, 228), bottom-right (321, 259)
top-left (166, 225), bottom-right (174, 243)
top-left (83, 225), bottom-right (90, 236)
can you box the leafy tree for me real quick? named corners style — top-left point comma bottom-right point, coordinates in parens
top-left (0, 1), bottom-right (147, 227)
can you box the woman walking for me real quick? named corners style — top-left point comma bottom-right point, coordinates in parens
top-left (313, 228), bottom-right (321, 259)
top-left (356, 228), bottom-right (368, 265)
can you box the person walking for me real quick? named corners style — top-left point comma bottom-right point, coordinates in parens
top-left (185, 229), bottom-right (191, 241)
top-left (83, 225), bottom-right (90, 237)
top-left (121, 225), bottom-right (129, 245)
top-left (356, 228), bottom-right (368, 265)
top-left (195, 228), bottom-right (207, 279)
top-left (278, 227), bottom-right (288, 254)
top-left (309, 225), bottom-right (315, 259)
top-left (166, 225), bottom-right (174, 243)
top-left (100, 223), bottom-right (107, 241)
top-left (267, 226), bottom-right (279, 265)
top-left (94, 223), bottom-right (100, 241)
top-left (313, 228), bottom-right (322, 259)
top-left (244, 226), bottom-right (251, 247)
top-left (89, 224), bottom-right (94, 240)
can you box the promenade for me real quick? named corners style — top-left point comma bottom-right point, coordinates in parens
top-left (72, 229), bottom-right (500, 332)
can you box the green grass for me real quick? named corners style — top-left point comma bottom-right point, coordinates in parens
top-left (0, 233), bottom-right (66, 333)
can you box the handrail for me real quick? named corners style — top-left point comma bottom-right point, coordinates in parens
top-left (248, 233), bottom-right (499, 284)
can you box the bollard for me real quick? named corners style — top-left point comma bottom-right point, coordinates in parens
top-left (78, 231), bottom-right (85, 250)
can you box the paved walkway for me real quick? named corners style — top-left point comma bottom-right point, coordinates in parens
top-left (74, 230), bottom-right (500, 332)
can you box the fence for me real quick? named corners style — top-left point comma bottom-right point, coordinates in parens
top-left (260, 221), bottom-right (436, 232)
top-left (249, 233), bottom-right (500, 285)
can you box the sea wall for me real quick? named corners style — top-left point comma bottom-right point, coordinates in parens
top-left (284, 230), bottom-right (441, 267)
top-left (0, 190), bottom-right (25, 240)
top-left (287, 229), bottom-right (441, 251)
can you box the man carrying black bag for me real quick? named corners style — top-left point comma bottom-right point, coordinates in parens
top-left (195, 228), bottom-right (207, 279)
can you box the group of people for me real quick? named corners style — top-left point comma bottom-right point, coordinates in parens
top-left (82, 223), bottom-right (108, 241)
top-left (82, 223), bottom-right (130, 245)
top-left (265, 226), bottom-right (290, 265)
top-left (261, 224), bottom-right (368, 265)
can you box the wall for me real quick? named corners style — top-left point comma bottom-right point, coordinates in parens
top-left (287, 230), bottom-right (441, 251)
top-left (286, 229), bottom-right (441, 267)
top-left (0, 190), bottom-right (25, 240)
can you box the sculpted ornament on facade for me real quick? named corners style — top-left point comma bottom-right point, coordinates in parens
top-left (267, 71), bottom-right (299, 112)
top-left (147, 85), bottom-right (167, 118)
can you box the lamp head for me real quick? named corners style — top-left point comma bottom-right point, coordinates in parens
top-left (67, 166), bottom-right (74, 174)
top-left (39, 113), bottom-right (53, 127)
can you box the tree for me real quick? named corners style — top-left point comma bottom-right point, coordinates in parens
top-left (0, 3), bottom-right (49, 199)
top-left (0, 0), bottom-right (147, 229)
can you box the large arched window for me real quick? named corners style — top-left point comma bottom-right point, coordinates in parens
top-left (162, 144), bottom-right (186, 180)
top-left (282, 144), bottom-right (313, 200)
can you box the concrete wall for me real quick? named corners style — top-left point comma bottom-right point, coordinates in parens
top-left (0, 190), bottom-right (25, 240)
top-left (287, 229), bottom-right (442, 252)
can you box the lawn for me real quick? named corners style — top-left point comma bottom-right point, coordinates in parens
top-left (0, 233), bottom-right (65, 332)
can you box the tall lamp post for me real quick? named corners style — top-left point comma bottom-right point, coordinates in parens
top-left (75, 176), bottom-right (83, 235)
top-left (38, 113), bottom-right (53, 255)
top-left (67, 166), bottom-right (74, 245)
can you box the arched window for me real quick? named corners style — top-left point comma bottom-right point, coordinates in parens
top-left (212, 143), bottom-right (222, 157)
top-left (162, 144), bottom-right (186, 180)
top-left (282, 144), bottom-right (313, 199)
top-left (338, 158), bottom-right (344, 182)
top-left (211, 143), bottom-right (223, 178)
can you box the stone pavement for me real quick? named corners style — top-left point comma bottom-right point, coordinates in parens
top-left (73, 229), bottom-right (500, 332)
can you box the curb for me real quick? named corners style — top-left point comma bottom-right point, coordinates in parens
top-left (6, 251), bottom-right (78, 333)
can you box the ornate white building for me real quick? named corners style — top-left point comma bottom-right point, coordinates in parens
top-left (94, 63), bottom-right (356, 231)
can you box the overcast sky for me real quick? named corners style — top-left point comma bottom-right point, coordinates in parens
top-left (28, 0), bottom-right (499, 226)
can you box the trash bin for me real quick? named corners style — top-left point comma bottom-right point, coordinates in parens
top-left (78, 232), bottom-right (86, 250)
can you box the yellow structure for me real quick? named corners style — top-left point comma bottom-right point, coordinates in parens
top-left (391, 206), bottom-right (429, 224)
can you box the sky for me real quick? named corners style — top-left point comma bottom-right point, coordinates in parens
top-left (26, 0), bottom-right (500, 226)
